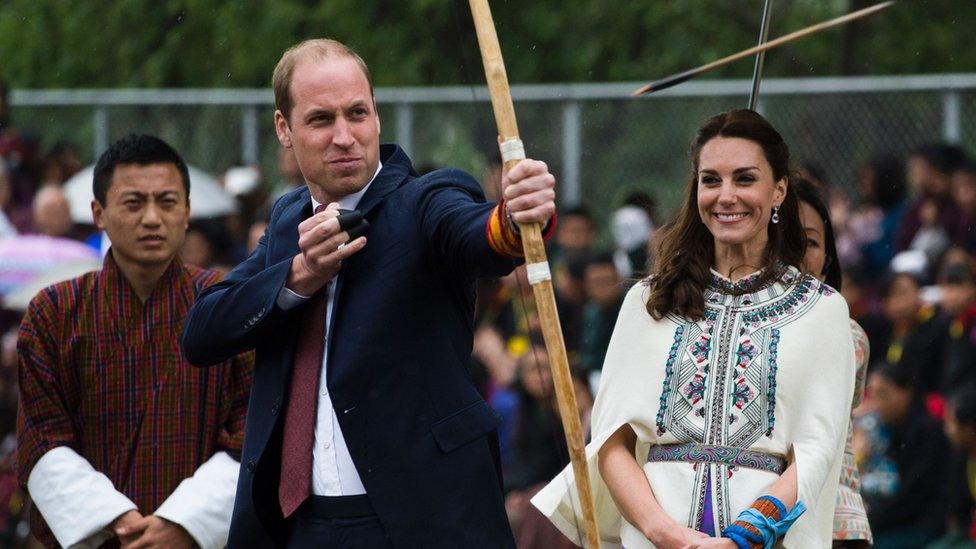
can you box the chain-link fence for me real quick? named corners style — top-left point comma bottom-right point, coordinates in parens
top-left (10, 75), bottom-right (976, 226)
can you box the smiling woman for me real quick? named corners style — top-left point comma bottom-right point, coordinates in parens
top-left (648, 110), bottom-right (805, 321)
top-left (533, 110), bottom-right (856, 548)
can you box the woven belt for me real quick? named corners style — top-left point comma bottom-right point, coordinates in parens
top-left (647, 443), bottom-right (787, 474)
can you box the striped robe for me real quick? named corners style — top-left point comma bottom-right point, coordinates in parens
top-left (16, 253), bottom-right (252, 546)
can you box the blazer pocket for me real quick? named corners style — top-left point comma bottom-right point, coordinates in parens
top-left (430, 400), bottom-right (500, 453)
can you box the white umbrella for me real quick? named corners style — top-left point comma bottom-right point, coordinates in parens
top-left (2, 258), bottom-right (103, 312)
top-left (64, 164), bottom-right (238, 224)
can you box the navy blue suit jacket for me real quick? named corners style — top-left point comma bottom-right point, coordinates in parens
top-left (182, 145), bottom-right (517, 548)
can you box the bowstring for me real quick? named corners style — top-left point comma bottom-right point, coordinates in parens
top-left (447, 1), bottom-right (588, 545)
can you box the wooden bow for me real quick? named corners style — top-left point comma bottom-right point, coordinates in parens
top-left (467, 1), bottom-right (600, 547)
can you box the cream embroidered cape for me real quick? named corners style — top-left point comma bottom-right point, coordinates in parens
top-left (532, 268), bottom-right (855, 548)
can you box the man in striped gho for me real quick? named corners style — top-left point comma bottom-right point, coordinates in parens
top-left (16, 134), bottom-right (253, 549)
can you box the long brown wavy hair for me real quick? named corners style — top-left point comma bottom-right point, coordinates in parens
top-left (646, 109), bottom-right (805, 320)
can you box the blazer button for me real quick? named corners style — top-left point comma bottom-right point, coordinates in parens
top-left (246, 459), bottom-right (256, 473)
top-left (271, 399), bottom-right (281, 416)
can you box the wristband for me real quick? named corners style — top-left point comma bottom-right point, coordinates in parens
top-left (506, 208), bottom-right (521, 234)
top-left (722, 496), bottom-right (806, 549)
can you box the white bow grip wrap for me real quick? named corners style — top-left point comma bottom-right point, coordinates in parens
top-left (499, 138), bottom-right (526, 163)
top-left (526, 261), bottom-right (552, 285)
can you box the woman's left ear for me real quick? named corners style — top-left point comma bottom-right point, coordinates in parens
top-left (774, 177), bottom-right (788, 203)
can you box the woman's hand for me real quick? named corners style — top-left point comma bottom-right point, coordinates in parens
top-left (647, 524), bottom-right (708, 548)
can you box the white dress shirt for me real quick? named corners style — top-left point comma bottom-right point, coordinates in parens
top-left (276, 161), bottom-right (381, 496)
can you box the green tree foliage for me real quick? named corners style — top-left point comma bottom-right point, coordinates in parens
top-left (2, 0), bottom-right (974, 88)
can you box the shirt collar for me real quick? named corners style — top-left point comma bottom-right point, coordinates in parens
top-left (309, 160), bottom-right (383, 212)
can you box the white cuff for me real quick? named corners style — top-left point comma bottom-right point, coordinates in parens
top-left (154, 451), bottom-right (240, 549)
top-left (27, 446), bottom-right (136, 548)
top-left (276, 286), bottom-right (310, 310)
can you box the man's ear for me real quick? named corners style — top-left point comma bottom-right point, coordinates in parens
top-left (374, 99), bottom-right (381, 135)
top-left (91, 199), bottom-right (105, 230)
top-left (274, 110), bottom-right (292, 148)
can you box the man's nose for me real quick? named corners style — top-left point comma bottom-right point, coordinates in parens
top-left (333, 117), bottom-right (355, 148)
top-left (141, 203), bottom-right (162, 226)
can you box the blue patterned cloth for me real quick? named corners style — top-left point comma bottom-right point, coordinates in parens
top-left (723, 496), bottom-right (807, 549)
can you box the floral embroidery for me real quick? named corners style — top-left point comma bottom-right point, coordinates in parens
top-left (731, 376), bottom-right (754, 409)
top-left (691, 338), bottom-right (711, 363)
top-left (735, 338), bottom-right (757, 368)
top-left (660, 271), bottom-right (819, 448)
top-left (683, 373), bottom-right (707, 404)
top-left (742, 277), bottom-right (815, 326)
top-left (657, 326), bottom-right (685, 435)
top-left (656, 268), bottom-right (826, 531)
top-left (689, 315), bottom-right (715, 366)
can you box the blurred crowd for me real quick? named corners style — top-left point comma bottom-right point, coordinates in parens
top-left (2, 74), bottom-right (976, 548)
top-left (825, 144), bottom-right (976, 548)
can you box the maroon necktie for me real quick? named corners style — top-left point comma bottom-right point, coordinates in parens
top-left (279, 205), bottom-right (329, 517)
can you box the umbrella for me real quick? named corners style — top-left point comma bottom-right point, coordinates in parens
top-left (3, 258), bottom-right (103, 311)
top-left (0, 234), bottom-right (99, 296)
top-left (64, 164), bottom-right (238, 224)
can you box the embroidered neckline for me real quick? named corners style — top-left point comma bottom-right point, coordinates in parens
top-left (708, 263), bottom-right (788, 296)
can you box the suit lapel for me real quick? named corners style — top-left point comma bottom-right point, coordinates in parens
top-left (355, 144), bottom-right (414, 216)
top-left (278, 146), bottom-right (414, 389)
top-left (325, 145), bottom-right (413, 390)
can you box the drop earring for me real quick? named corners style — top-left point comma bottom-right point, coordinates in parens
top-left (771, 206), bottom-right (780, 224)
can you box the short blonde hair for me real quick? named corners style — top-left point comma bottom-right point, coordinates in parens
top-left (272, 38), bottom-right (373, 122)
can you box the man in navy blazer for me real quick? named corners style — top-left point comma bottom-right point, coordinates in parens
top-left (182, 39), bottom-right (557, 548)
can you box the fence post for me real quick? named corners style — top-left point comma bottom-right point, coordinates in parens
top-left (561, 100), bottom-right (581, 206)
top-left (395, 103), bottom-right (414, 157)
top-left (93, 106), bottom-right (109, 157)
top-left (242, 105), bottom-right (259, 165)
top-left (942, 91), bottom-right (961, 143)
